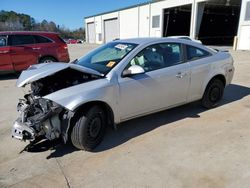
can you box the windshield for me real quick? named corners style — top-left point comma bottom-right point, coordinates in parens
top-left (76, 42), bottom-right (138, 75)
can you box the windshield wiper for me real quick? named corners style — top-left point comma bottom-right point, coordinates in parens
top-left (70, 59), bottom-right (78, 64)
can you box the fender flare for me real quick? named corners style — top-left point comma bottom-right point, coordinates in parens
top-left (201, 70), bottom-right (226, 97)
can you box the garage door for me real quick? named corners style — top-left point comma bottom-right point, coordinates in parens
top-left (104, 18), bottom-right (119, 43)
top-left (87, 22), bottom-right (95, 43)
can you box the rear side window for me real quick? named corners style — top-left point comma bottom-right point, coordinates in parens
top-left (186, 45), bottom-right (211, 61)
top-left (0, 35), bottom-right (7, 47)
top-left (33, 35), bottom-right (52, 43)
top-left (57, 35), bottom-right (66, 43)
top-left (53, 35), bottom-right (66, 44)
top-left (9, 35), bottom-right (35, 46)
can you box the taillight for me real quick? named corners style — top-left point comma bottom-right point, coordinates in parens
top-left (62, 44), bottom-right (68, 50)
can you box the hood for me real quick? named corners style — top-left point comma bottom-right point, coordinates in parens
top-left (16, 62), bottom-right (103, 87)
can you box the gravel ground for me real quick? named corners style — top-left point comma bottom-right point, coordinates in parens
top-left (0, 44), bottom-right (250, 188)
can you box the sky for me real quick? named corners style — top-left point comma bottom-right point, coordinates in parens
top-left (1, 0), bottom-right (149, 30)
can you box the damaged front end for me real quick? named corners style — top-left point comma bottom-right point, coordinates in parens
top-left (12, 95), bottom-right (63, 142)
top-left (12, 62), bottom-right (102, 144)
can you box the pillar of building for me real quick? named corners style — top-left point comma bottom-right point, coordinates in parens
top-left (190, 1), bottom-right (205, 39)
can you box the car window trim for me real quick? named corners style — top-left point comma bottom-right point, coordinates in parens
top-left (121, 42), bottom-right (186, 77)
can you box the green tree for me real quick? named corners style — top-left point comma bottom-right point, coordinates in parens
top-left (0, 10), bottom-right (85, 39)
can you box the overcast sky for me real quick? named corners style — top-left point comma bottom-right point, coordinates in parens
top-left (1, 0), bottom-right (149, 30)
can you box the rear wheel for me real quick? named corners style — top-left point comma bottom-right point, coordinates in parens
top-left (71, 106), bottom-right (106, 151)
top-left (202, 79), bottom-right (225, 109)
top-left (39, 57), bottom-right (56, 63)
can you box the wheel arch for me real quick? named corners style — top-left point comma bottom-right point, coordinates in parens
top-left (69, 100), bottom-right (115, 132)
top-left (202, 74), bottom-right (226, 96)
top-left (39, 55), bottom-right (58, 63)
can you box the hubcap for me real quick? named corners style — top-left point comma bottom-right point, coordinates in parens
top-left (210, 87), bottom-right (221, 102)
top-left (44, 60), bottom-right (53, 63)
top-left (89, 116), bottom-right (102, 138)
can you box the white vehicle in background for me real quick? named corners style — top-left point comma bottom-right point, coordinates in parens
top-left (168, 36), bottom-right (202, 44)
top-left (12, 38), bottom-right (234, 151)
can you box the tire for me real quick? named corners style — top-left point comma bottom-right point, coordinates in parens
top-left (71, 106), bottom-right (106, 151)
top-left (39, 57), bottom-right (56, 63)
top-left (202, 79), bottom-right (225, 109)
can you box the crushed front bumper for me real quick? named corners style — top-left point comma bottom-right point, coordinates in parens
top-left (12, 118), bottom-right (36, 141)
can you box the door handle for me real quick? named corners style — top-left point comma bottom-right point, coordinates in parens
top-left (176, 72), bottom-right (187, 78)
top-left (32, 47), bottom-right (41, 50)
top-left (0, 50), bottom-right (9, 54)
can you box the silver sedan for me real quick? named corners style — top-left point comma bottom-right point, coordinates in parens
top-left (12, 38), bottom-right (234, 151)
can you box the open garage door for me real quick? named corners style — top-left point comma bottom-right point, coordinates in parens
top-left (163, 5), bottom-right (192, 37)
top-left (87, 22), bottom-right (95, 43)
top-left (104, 18), bottom-right (119, 43)
top-left (199, 3), bottom-right (241, 45)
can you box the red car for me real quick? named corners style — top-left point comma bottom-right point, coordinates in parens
top-left (0, 31), bottom-right (70, 73)
top-left (67, 39), bottom-right (78, 44)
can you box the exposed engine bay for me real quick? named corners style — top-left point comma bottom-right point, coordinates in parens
top-left (12, 68), bottom-right (100, 143)
top-left (31, 68), bottom-right (100, 96)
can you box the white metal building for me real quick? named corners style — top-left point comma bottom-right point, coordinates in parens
top-left (238, 0), bottom-right (250, 50)
top-left (85, 0), bottom-right (250, 50)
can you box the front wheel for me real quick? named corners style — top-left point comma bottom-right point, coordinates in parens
top-left (39, 57), bottom-right (56, 63)
top-left (202, 79), bottom-right (225, 109)
top-left (71, 106), bottom-right (106, 151)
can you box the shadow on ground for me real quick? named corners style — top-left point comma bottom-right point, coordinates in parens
top-left (22, 84), bottom-right (250, 158)
top-left (0, 73), bottom-right (19, 81)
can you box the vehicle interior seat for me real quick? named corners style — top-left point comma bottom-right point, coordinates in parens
top-left (143, 48), bottom-right (164, 70)
top-left (0, 38), bottom-right (6, 46)
top-left (161, 46), bottom-right (181, 67)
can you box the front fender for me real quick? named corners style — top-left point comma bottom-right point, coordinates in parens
top-left (43, 79), bottom-right (118, 117)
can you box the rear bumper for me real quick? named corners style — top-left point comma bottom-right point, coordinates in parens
top-left (58, 54), bottom-right (70, 63)
top-left (57, 48), bottom-right (70, 63)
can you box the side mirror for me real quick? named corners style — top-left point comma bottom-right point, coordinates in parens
top-left (122, 65), bottom-right (145, 77)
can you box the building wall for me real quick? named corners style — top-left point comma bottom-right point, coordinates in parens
top-left (120, 7), bottom-right (139, 39)
top-left (95, 16), bottom-right (102, 44)
top-left (237, 0), bottom-right (250, 50)
top-left (85, 0), bottom-right (242, 46)
top-left (139, 5), bottom-right (150, 37)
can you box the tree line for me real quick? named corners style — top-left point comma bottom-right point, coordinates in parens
top-left (0, 10), bottom-right (85, 40)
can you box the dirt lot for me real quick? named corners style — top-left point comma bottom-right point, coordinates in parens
top-left (0, 44), bottom-right (250, 188)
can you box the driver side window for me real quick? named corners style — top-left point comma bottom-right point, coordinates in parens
top-left (127, 43), bottom-right (182, 72)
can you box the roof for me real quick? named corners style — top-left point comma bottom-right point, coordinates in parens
top-left (85, 0), bottom-right (241, 20)
top-left (113, 37), bottom-right (201, 46)
top-left (85, 1), bottom-right (150, 19)
top-left (0, 31), bottom-right (59, 35)
top-left (117, 37), bottom-right (163, 45)
top-left (113, 37), bottom-right (214, 53)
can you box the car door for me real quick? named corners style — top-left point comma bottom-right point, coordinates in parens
top-left (118, 43), bottom-right (190, 121)
top-left (0, 35), bottom-right (13, 72)
top-left (185, 45), bottom-right (212, 102)
top-left (9, 34), bottom-right (38, 71)
top-left (32, 34), bottom-right (55, 57)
